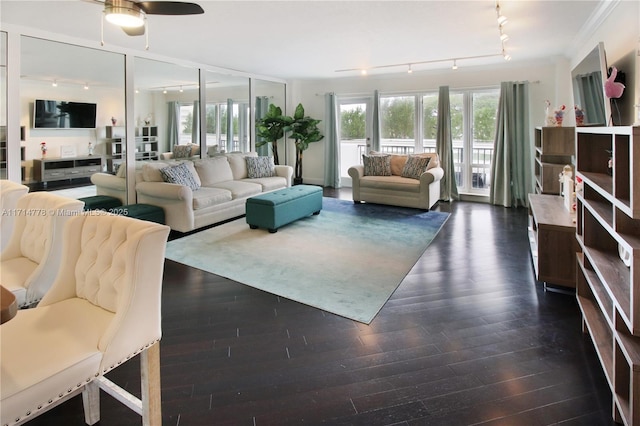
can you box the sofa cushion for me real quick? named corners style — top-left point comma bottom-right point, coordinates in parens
top-left (226, 152), bottom-right (258, 180)
top-left (362, 154), bottom-right (391, 176)
top-left (194, 157), bottom-right (234, 186)
top-left (211, 180), bottom-right (262, 199)
top-left (371, 151), bottom-right (440, 175)
top-left (246, 156), bottom-right (276, 178)
top-left (172, 144), bottom-right (194, 159)
top-left (142, 162), bottom-right (170, 182)
top-left (192, 187), bottom-right (233, 210)
top-left (160, 163), bottom-right (201, 191)
top-left (240, 176), bottom-right (287, 192)
top-left (360, 175), bottom-right (422, 192)
top-left (401, 155), bottom-right (431, 179)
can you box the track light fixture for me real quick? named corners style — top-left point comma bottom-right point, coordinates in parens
top-left (52, 80), bottom-right (58, 87)
top-left (452, 59), bottom-right (458, 70)
top-left (407, 64), bottom-right (413, 74)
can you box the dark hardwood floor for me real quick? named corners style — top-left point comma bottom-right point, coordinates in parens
top-left (27, 189), bottom-right (613, 425)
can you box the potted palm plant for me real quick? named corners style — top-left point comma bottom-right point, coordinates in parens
top-left (255, 104), bottom-right (291, 165)
top-left (288, 103), bottom-right (324, 185)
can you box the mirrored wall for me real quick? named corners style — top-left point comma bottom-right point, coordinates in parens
top-left (253, 78), bottom-right (286, 161)
top-left (20, 36), bottom-right (125, 194)
top-left (1, 32), bottom-right (7, 179)
top-left (5, 31), bottom-right (286, 197)
top-left (205, 70), bottom-right (250, 155)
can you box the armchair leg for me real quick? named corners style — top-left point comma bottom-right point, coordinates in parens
top-left (141, 342), bottom-right (162, 426)
top-left (82, 381), bottom-right (101, 425)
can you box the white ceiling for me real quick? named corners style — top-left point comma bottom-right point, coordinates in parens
top-left (1, 0), bottom-right (607, 81)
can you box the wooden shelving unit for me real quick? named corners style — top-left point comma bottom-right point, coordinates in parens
top-left (105, 125), bottom-right (159, 173)
top-left (33, 155), bottom-right (104, 184)
top-left (534, 126), bottom-right (575, 195)
top-left (528, 193), bottom-right (579, 289)
top-left (575, 126), bottom-right (640, 425)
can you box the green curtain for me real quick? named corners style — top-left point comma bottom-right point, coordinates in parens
top-left (573, 71), bottom-right (605, 125)
top-left (489, 81), bottom-right (532, 207)
top-left (436, 86), bottom-right (458, 201)
top-left (167, 101), bottom-right (179, 150)
top-left (323, 93), bottom-right (340, 188)
top-left (191, 101), bottom-right (200, 146)
top-left (255, 96), bottom-right (270, 156)
top-left (371, 90), bottom-right (381, 152)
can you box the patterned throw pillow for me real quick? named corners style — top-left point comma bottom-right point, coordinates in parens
top-left (173, 144), bottom-right (194, 159)
top-left (401, 155), bottom-right (431, 179)
top-left (362, 154), bottom-right (391, 176)
top-left (246, 156), bottom-right (276, 178)
top-left (160, 162), bottom-right (200, 191)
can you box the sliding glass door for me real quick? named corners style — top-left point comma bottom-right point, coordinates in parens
top-left (338, 97), bottom-right (371, 185)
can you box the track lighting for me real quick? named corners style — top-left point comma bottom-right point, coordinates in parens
top-left (52, 80), bottom-right (57, 87)
top-left (407, 64), bottom-right (413, 74)
top-left (452, 60), bottom-right (458, 70)
top-left (84, 83), bottom-right (89, 90)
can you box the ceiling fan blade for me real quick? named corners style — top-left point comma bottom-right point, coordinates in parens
top-left (122, 25), bottom-right (145, 36)
top-left (137, 1), bottom-right (204, 15)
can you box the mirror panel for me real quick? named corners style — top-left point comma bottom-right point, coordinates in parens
top-left (134, 57), bottom-right (200, 161)
top-left (20, 36), bottom-right (125, 193)
top-left (253, 79), bottom-right (286, 162)
top-left (1, 31), bottom-right (7, 178)
top-left (205, 70), bottom-right (249, 155)
top-left (571, 42), bottom-right (611, 126)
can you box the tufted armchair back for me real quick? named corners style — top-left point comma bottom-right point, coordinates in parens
top-left (0, 180), bottom-right (29, 251)
top-left (39, 212), bottom-right (170, 372)
top-left (1, 192), bottom-right (84, 307)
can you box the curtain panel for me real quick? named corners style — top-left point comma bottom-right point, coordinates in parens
top-left (167, 101), bottom-right (180, 150)
top-left (192, 101), bottom-right (200, 146)
top-left (371, 90), bottom-right (381, 152)
top-left (256, 96), bottom-right (270, 157)
top-left (489, 81), bottom-right (532, 208)
top-left (436, 86), bottom-right (459, 202)
top-left (323, 93), bottom-right (340, 188)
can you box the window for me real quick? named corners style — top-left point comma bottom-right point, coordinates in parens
top-left (338, 98), bottom-right (371, 183)
top-left (336, 89), bottom-right (499, 195)
top-left (450, 89), bottom-right (499, 194)
top-left (178, 104), bottom-right (194, 145)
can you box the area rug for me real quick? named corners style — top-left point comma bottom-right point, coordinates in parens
top-left (165, 198), bottom-right (449, 324)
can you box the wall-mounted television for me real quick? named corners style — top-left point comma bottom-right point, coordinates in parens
top-left (571, 42), bottom-right (612, 126)
top-left (33, 99), bottom-right (97, 129)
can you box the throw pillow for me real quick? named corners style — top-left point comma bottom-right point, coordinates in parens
top-left (401, 155), bottom-right (431, 179)
top-left (160, 162), bottom-right (200, 191)
top-left (173, 144), bottom-right (193, 159)
top-left (362, 154), bottom-right (391, 176)
top-left (246, 156), bottom-right (276, 178)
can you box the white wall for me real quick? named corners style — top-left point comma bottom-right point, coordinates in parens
top-left (291, 0), bottom-right (639, 186)
top-left (291, 59), bottom-right (559, 186)
top-left (20, 80), bottom-right (125, 181)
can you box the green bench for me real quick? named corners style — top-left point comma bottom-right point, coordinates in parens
top-left (245, 185), bottom-right (322, 233)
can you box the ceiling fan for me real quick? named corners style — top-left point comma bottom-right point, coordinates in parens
top-left (93, 0), bottom-right (204, 37)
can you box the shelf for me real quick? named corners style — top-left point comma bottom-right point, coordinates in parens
top-left (534, 127), bottom-right (574, 195)
top-left (576, 126), bottom-right (640, 425)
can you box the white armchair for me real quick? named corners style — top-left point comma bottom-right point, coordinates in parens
top-left (0, 192), bottom-right (84, 307)
top-left (0, 212), bottom-right (170, 426)
top-left (0, 180), bottom-right (29, 251)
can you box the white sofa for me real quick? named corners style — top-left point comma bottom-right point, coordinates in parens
top-left (348, 152), bottom-right (443, 210)
top-left (136, 153), bottom-right (293, 232)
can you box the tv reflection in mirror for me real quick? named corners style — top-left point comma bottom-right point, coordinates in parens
top-left (33, 99), bottom-right (97, 129)
top-left (571, 42), bottom-right (612, 126)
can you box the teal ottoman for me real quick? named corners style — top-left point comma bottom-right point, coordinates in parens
top-left (246, 185), bottom-right (323, 233)
top-left (78, 195), bottom-right (122, 211)
top-left (109, 204), bottom-right (165, 224)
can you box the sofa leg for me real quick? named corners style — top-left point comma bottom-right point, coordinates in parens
top-left (82, 381), bottom-right (101, 425)
top-left (141, 342), bottom-right (162, 426)
top-left (354, 200), bottom-right (362, 204)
